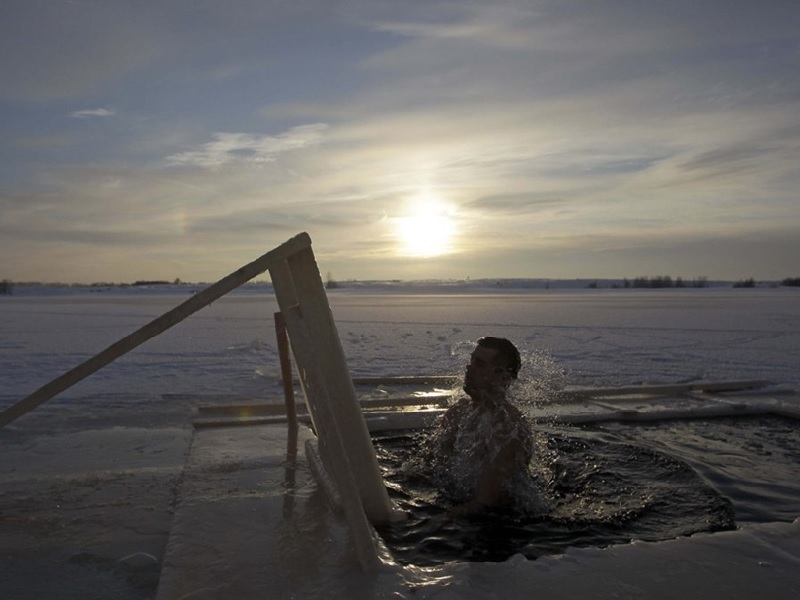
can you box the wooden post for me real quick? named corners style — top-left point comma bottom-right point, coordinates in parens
top-left (271, 246), bottom-right (394, 527)
top-left (274, 311), bottom-right (298, 429)
top-left (280, 304), bottom-right (384, 571)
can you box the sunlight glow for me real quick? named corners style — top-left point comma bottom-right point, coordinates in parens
top-left (396, 196), bottom-right (456, 258)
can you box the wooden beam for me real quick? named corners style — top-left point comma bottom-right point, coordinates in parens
top-left (274, 311), bottom-right (298, 429)
top-left (272, 246), bottom-right (395, 528)
top-left (555, 380), bottom-right (769, 401)
top-left (0, 233), bottom-right (312, 428)
top-left (351, 375), bottom-right (460, 386)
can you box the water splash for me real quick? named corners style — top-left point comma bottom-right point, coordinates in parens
top-left (510, 349), bottom-right (568, 408)
top-left (447, 341), bottom-right (567, 408)
top-left (376, 427), bottom-right (735, 565)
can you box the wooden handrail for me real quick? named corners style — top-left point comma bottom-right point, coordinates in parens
top-left (0, 233), bottom-right (312, 428)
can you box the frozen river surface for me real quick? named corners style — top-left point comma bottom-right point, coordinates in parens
top-left (2, 286), bottom-right (799, 406)
top-left (1, 285), bottom-right (799, 599)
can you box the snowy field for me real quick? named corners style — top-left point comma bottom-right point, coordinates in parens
top-left (3, 284), bottom-right (799, 403)
top-left (1, 284), bottom-right (799, 598)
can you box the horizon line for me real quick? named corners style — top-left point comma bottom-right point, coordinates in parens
top-left (4, 275), bottom-right (797, 288)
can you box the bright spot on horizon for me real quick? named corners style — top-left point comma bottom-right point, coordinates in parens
top-left (396, 197), bottom-right (456, 258)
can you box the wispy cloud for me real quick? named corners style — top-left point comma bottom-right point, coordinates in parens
top-left (70, 108), bottom-right (116, 119)
top-left (165, 124), bottom-right (329, 168)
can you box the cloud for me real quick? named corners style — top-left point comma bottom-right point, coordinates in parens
top-left (70, 108), bottom-right (116, 119)
top-left (165, 124), bottom-right (329, 168)
top-left (2, 1), bottom-right (799, 282)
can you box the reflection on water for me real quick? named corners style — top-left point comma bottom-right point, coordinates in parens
top-left (586, 415), bottom-right (800, 523)
top-left (374, 423), bottom-right (737, 566)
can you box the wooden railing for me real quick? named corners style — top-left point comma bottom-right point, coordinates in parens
top-left (0, 231), bottom-right (392, 571)
top-left (0, 232), bottom-right (307, 428)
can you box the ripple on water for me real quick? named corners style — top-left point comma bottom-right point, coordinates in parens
top-left (374, 425), bottom-right (736, 566)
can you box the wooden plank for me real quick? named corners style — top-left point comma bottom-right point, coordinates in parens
top-left (193, 415), bottom-right (313, 429)
top-left (193, 389), bottom-right (799, 430)
top-left (196, 395), bottom-right (449, 417)
top-left (279, 304), bottom-right (384, 571)
top-left (274, 311), bottom-right (298, 428)
top-left (194, 380), bottom-right (775, 418)
top-left (0, 232), bottom-right (312, 429)
top-left (352, 375), bottom-right (460, 386)
top-left (555, 380), bottom-right (769, 401)
top-left (307, 377), bottom-right (767, 396)
top-left (277, 247), bottom-right (394, 527)
top-left (269, 243), bottom-right (390, 564)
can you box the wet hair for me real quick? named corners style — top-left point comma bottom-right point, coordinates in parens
top-left (476, 337), bottom-right (521, 379)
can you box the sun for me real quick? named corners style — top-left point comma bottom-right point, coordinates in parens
top-left (396, 198), bottom-right (456, 258)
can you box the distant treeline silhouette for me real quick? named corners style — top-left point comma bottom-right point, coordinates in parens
top-left (132, 280), bottom-right (173, 286)
top-left (733, 278), bottom-right (756, 288)
top-left (622, 276), bottom-right (708, 288)
top-left (617, 276), bottom-right (800, 289)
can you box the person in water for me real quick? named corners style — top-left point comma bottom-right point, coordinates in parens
top-left (423, 337), bottom-right (537, 515)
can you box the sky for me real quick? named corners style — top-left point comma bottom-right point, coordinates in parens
top-left (1, 0), bottom-right (799, 284)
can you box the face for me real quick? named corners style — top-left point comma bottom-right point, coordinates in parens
top-left (463, 345), bottom-right (512, 400)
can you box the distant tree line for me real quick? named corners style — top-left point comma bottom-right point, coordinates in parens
top-left (621, 276), bottom-right (708, 289)
top-left (733, 278), bottom-right (756, 288)
top-left (611, 276), bottom-right (800, 289)
top-left (132, 279), bottom-right (172, 286)
top-left (0, 279), bottom-right (188, 292)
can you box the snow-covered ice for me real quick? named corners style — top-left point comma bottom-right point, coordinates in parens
top-left (1, 283), bottom-right (799, 598)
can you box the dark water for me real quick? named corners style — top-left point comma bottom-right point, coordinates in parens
top-left (588, 415), bottom-right (800, 523)
top-left (374, 416), bottom-right (800, 566)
